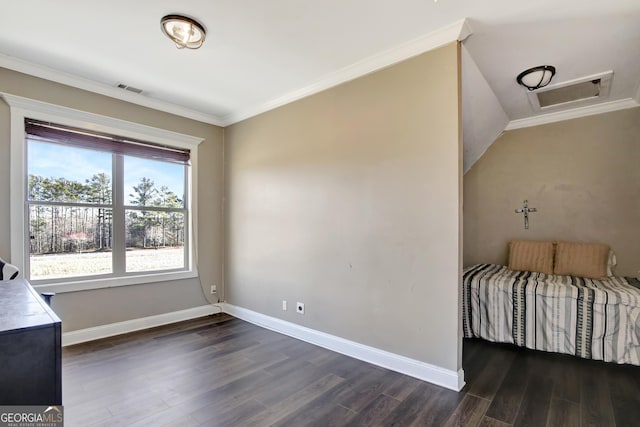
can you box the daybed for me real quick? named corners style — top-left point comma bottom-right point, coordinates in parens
top-left (462, 240), bottom-right (640, 365)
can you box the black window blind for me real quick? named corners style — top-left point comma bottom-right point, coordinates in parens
top-left (25, 118), bottom-right (190, 165)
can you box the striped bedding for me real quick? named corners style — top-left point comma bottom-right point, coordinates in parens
top-left (463, 264), bottom-right (640, 365)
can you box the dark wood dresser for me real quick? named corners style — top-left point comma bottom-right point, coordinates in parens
top-left (0, 279), bottom-right (62, 405)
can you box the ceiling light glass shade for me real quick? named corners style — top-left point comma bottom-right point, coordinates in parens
top-left (161, 15), bottom-right (206, 49)
top-left (517, 65), bottom-right (556, 91)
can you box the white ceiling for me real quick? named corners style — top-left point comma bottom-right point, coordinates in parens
top-left (0, 0), bottom-right (639, 127)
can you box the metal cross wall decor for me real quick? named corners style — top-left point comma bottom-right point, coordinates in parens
top-left (515, 199), bottom-right (537, 229)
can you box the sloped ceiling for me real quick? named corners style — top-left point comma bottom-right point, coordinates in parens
top-left (461, 45), bottom-right (509, 174)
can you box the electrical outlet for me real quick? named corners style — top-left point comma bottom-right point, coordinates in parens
top-left (210, 285), bottom-right (217, 294)
top-left (296, 302), bottom-right (305, 314)
top-left (282, 300), bottom-right (287, 311)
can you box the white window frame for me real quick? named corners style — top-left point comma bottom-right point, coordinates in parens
top-left (3, 93), bottom-right (203, 293)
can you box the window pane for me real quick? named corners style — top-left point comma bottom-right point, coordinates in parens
top-left (28, 139), bottom-right (112, 204)
top-left (29, 205), bottom-right (113, 279)
top-left (24, 117), bottom-right (193, 285)
top-left (124, 156), bottom-right (185, 208)
top-left (125, 210), bottom-right (185, 272)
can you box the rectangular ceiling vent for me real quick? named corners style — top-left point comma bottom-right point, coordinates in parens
top-left (116, 83), bottom-right (143, 94)
top-left (527, 71), bottom-right (613, 111)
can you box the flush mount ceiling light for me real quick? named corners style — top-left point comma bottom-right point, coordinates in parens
top-left (161, 14), bottom-right (206, 49)
top-left (517, 65), bottom-right (556, 91)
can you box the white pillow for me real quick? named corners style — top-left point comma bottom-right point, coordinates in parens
top-left (607, 250), bottom-right (616, 276)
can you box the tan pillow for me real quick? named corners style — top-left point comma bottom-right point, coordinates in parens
top-left (508, 240), bottom-right (554, 274)
top-left (554, 241), bottom-right (610, 279)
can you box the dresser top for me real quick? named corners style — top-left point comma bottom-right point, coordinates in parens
top-left (0, 279), bottom-right (61, 333)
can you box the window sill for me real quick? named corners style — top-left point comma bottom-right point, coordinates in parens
top-left (32, 270), bottom-right (198, 294)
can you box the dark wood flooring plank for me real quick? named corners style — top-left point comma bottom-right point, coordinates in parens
top-left (151, 352), bottom-right (276, 411)
top-left (466, 346), bottom-right (516, 400)
top-left (462, 338), bottom-right (482, 366)
top-left (512, 372), bottom-right (554, 427)
top-left (479, 416), bottom-right (512, 427)
top-left (239, 374), bottom-right (345, 427)
top-left (127, 405), bottom-right (201, 427)
top-left (334, 365), bottom-right (400, 413)
top-left (443, 394), bottom-right (491, 427)
top-left (382, 373), bottom-right (424, 402)
top-left (195, 398), bottom-right (267, 427)
top-left (182, 369), bottom-right (276, 422)
top-left (607, 365), bottom-right (640, 427)
top-left (629, 363), bottom-right (640, 391)
top-left (66, 376), bottom-right (171, 415)
top-left (85, 391), bottom-right (170, 427)
top-left (153, 354), bottom-right (275, 403)
top-left (63, 404), bottom-right (112, 427)
top-left (264, 354), bottom-right (316, 377)
top-left (242, 360), bottom-right (329, 407)
top-left (484, 352), bottom-right (530, 424)
top-left (462, 339), bottom-right (500, 385)
top-left (318, 352), bottom-right (370, 380)
top-left (546, 399), bottom-right (580, 427)
top-left (147, 345), bottom-right (237, 378)
top-left (274, 338), bottom-right (325, 360)
top-left (261, 369), bottom-right (362, 425)
top-left (345, 394), bottom-right (402, 427)
top-left (271, 390), bottom-right (357, 427)
top-left (305, 346), bottom-right (343, 367)
top-left (379, 381), bottom-right (444, 426)
top-left (551, 358), bottom-right (581, 404)
top-left (580, 365), bottom-right (615, 427)
top-left (410, 387), bottom-right (466, 427)
top-left (237, 344), bottom-right (289, 364)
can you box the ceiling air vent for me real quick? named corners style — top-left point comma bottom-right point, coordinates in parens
top-left (527, 71), bottom-right (613, 111)
top-left (116, 83), bottom-right (143, 94)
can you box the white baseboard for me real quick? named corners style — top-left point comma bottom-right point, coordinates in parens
top-left (221, 303), bottom-right (465, 391)
top-left (61, 305), bottom-right (221, 347)
top-left (61, 302), bottom-right (465, 391)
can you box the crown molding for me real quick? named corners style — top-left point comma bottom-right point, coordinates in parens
top-left (0, 53), bottom-right (225, 127)
top-left (222, 18), bottom-right (472, 125)
top-left (0, 92), bottom-right (204, 147)
top-left (1, 19), bottom-right (471, 128)
top-left (505, 98), bottom-right (640, 130)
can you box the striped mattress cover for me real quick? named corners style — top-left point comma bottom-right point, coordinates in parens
top-left (463, 263), bottom-right (640, 365)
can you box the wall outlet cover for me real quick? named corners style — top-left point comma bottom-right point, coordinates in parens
top-left (296, 302), bottom-right (305, 314)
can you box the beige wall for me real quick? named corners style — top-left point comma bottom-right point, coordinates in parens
top-left (0, 67), bottom-right (225, 331)
top-left (225, 44), bottom-right (462, 371)
top-left (464, 107), bottom-right (640, 277)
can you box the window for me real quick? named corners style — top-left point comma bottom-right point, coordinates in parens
top-left (6, 94), bottom-right (202, 291)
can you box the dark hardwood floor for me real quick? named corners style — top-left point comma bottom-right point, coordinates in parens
top-left (62, 314), bottom-right (640, 426)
